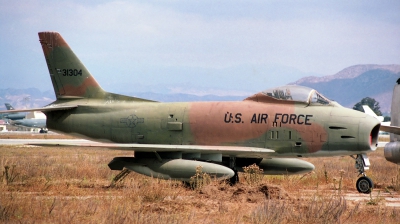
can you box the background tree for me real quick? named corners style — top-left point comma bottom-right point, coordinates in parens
top-left (353, 97), bottom-right (382, 116)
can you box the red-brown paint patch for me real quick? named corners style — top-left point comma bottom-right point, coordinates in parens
top-left (59, 76), bottom-right (101, 97)
top-left (189, 101), bottom-right (328, 153)
top-left (188, 101), bottom-right (295, 145)
top-left (39, 32), bottom-right (70, 57)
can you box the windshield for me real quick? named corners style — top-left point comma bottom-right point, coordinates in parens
top-left (310, 91), bottom-right (330, 105)
top-left (262, 85), bottom-right (330, 105)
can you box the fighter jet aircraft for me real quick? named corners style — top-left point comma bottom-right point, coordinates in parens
top-left (0, 32), bottom-right (383, 194)
top-left (10, 118), bottom-right (47, 133)
top-left (3, 103), bottom-right (26, 120)
top-left (4, 103), bottom-right (47, 133)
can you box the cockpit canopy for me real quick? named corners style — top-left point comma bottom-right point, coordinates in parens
top-left (262, 85), bottom-right (331, 105)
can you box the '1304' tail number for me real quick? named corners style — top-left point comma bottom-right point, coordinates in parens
top-left (62, 69), bottom-right (82, 76)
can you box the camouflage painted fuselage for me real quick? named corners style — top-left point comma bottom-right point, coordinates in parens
top-left (46, 97), bottom-right (380, 158)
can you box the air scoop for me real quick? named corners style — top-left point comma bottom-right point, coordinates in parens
top-left (361, 118), bottom-right (381, 152)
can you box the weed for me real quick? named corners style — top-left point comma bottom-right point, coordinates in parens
top-left (334, 169), bottom-right (345, 194)
top-left (252, 195), bottom-right (353, 224)
top-left (189, 166), bottom-right (211, 190)
top-left (367, 190), bottom-right (383, 206)
top-left (0, 194), bottom-right (17, 221)
top-left (1, 165), bottom-right (19, 185)
top-left (0, 204), bottom-right (16, 221)
top-left (290, 195), bottom-right (348, 223)
top-left (243, 163), bottom-right (263, 185)
top-left (390, 167), bottom-right (400, 191)
top-left (251, 200), bottom-right (287, 224)
top-left (324, 164), bottom-right (329, 184)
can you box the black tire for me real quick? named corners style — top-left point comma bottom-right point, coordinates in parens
top-left (356, 176), bottom-right (374, 194)
top-left (228, 169), bottom-right (239, 186)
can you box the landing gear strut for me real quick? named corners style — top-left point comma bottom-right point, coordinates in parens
top-left (109, 168), bottom-right (131, 187)
top-left (351, 154), bottom-right (374, 194)
top-left (228, 156), bottom-right (238, 185)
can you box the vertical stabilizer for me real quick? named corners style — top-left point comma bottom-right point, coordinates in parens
top-left (39, 32), bottom-right (105, 99)
top-left (38, 32), bottom-right (154, 102)
top-left (390, 79), bottom-right (400, 141)
top-left (5, 103), bottom-right (14, 110)
top-left (362, 105), bottom-right (384, 122)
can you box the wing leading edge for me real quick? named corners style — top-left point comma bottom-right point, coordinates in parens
top-left (28, 142), bottom-right (275, 158)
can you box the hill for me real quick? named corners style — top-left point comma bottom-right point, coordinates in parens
top-left (290, 64), bottom-right (400, 114)
top-left (0, 88), bottom-right (54, 111)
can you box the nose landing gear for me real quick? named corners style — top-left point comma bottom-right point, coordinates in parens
top-left (356, 176), bottom-right (374, 194)
top-left (351, 154), bottom-right (374, 194)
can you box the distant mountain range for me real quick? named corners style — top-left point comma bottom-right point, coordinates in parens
top-left (290, 64), bottom-right (400, 114)
top-left (0, 88), bottom-right (54, 111)
top-left (0, 64), bottom-right (399, 114)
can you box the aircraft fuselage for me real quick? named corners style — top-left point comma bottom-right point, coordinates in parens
top-left (46, 99), bottom-right (380, 158)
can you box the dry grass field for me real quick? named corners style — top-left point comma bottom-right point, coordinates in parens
top-left (1, 134), bottom-right (400, 223)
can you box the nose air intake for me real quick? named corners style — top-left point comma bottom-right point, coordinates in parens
top-left (369, 124), bottom-right (380, 151)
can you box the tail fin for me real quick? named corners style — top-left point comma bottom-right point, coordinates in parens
top-left (5, 103), bottom-right (14, 110)
top-left (39, 32), bottom-right (105, 99)
top-left (38, 32), bottom-right (154, 102)
top-left (362, 105), bottom-right (384, 122)
top-left (390, 78), bottom-right (400, 141)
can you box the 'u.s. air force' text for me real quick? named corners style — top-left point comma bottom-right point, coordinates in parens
top-left (224, 112), bottom-right (313, 125)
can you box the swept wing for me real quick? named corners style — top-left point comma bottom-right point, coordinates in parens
top-left (28, 142), bottom-right (275, 158)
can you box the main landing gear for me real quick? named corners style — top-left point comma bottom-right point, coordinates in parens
top-left (351, 154), bottom-right (374, 194)
top-left (229, 156), bottom-right (239, 185)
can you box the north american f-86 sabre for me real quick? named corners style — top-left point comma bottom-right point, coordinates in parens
top-left (1, 32), bottom-right (387, 194)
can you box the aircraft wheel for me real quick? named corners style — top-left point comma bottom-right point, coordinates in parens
top-left (228, 169), bottom-right (239, 186)
top-left (39, 129), bottom-right (44, 133)
top-left (356, 176), bottom-right (373, 194)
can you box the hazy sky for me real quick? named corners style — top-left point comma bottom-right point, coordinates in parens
top-left (1, 0), bottom-right (399, 95)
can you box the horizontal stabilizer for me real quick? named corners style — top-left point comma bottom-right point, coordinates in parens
top-left (0, 105), bottom-right (78, 114)
top-left (380, 125), bottom-right (400, 135)
top-left (28, 142), bottom-right (275, 158)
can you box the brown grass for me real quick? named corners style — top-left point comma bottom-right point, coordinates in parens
top-left (1, 145), bottom-right (400, 223)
